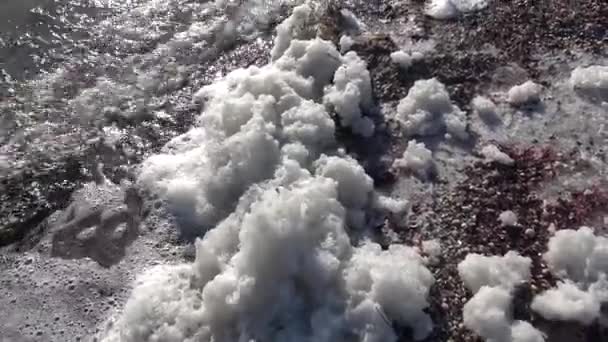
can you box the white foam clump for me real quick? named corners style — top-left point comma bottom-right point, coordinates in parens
top-left (374, 195), bottom-right (409, 214)
top-left (102, 5), bottom-right (436, 342)
top-left (425, 0), bottom-right (458, 20)
top-left (542, 226), bottom-right (608, 282)
top-left (472, 95), bottom-right (500, 123)
top-left (140, 34), bottom-right (376, 232)
top-left (481, 145), bottom-right (514, 165)
top-left (103, 177), bottom-right (435, 342)
top-left (458, 251), bottom-right (532, 293)
top-left (339, 35), bottom-right (355, 53)
top-left (459, 252), bottom-right (544, 342)
top-left (425, 0), bottom-right (488, 19)
top-left (570, 65), bottom-right (608, 101)
top-left (506, 81), bottom-right (542, 106)
top-left (395, 78), bottom-right (468, 140)
top-left (510, 321), bottom-right (546, 342)
top-left (463, 286), bottom-right (513, 341)
top-left (271, 3), bottom-right (314, 61)
top-left (390, 51), bottom-right (414, 69)
top-left (463, 287), bottom-right (544, 342)
top-left (530, 226), bottom-right (608, 325)
top-left (531, 281), bottom-right (600, 325)
top-left (393, 140), bottom-right (434, 179)
top-left (346, 243), bottom-right (435, 340)
top-left (422, 240), bottom-right (441, 260)
top-left (323, 50), bottom-right (375, 137)
top-left (315, 154), bottom-right (373, 228)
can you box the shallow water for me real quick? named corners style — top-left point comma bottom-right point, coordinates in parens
top-left (1, 0), bottom-right (75, 82)
top-left (0, 0), bottom-right (273, 209)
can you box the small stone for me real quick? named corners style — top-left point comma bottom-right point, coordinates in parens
top-left (525, 228), bottom-right (536, 238)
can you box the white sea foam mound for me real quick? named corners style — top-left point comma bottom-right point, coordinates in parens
top-left (395, 78), bottom-right (468, 140)
top-left (393, 140), bottom-right (434, 179)
top-left (102, 175), bottom-right (435, 342)
top-left (139, 21), bottom-right (377, 233)
top-left (314, 154), bottom-right (374, 228)
top-left (542, 226), bottom-right (608, 282)
top-left (507, 81), bottom-right (542, 105)
top-left (340, 35), bottom-right (355, 52)
top-left (459, 252), bottom-right (543, 342)
top-left (426, 0), bottom-right (488, 19)
top-left (510, 321), bottom-right (546, 342)
top-left (463, 286), bottom-right (545, 342)
top-left (472, 95), bottom-right (499, 123)
top-left (530, 227), bottom-right (608, 325)
top-left (531, 281), bottom-right (600, 325)
top-left (426, 0), bottom-right (458, 19)
top-left (391, 50), bottom-right (414, 69)
top-left (570, 65), bottom-right (608, 101)
top-left (458, 251), bottom-right (531, 293)
top-left (323, 50), bottom-right (375, 137)
top-left (139, 35), bottom-right (364, 233)
top-left (463, 286), bottom-right (513, 341)
top-left (101, 5), bottom-right (436, 342)
top-left (271, 3), bottom-right (315, 61)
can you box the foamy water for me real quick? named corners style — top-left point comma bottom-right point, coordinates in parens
top-left (1, 1), bottom-right (607, 341)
